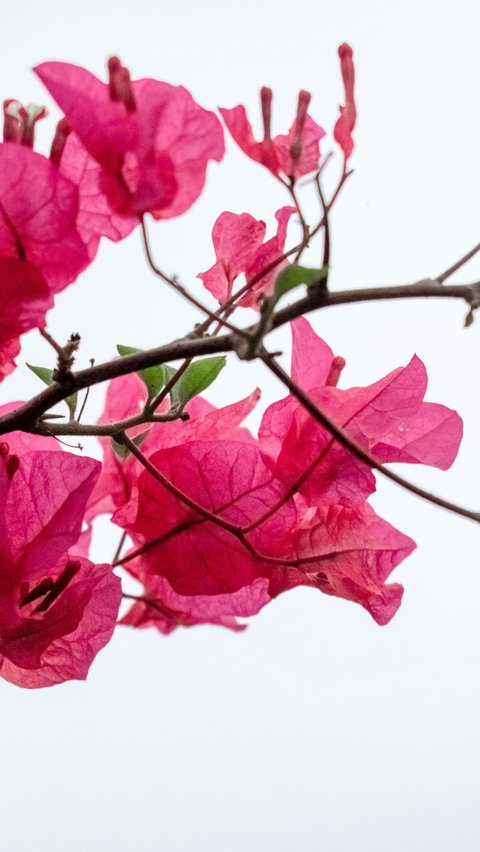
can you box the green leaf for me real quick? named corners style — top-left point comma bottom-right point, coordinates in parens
top-left (274, 265), bottom-right (327, 299)
top-left (161, 364), bottom-right (181, 403)
top-left (27, 363), bottom-right (54, 386)
top-left (27, 363), bottom-right (78, 418)
top-left (175, 356), bottom-right (226, 406)
top-left (117, 344), bottom-right (166, 401)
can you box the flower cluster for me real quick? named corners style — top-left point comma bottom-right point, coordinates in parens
top-left (88, 318), bottom-right (461, 634)
top-left (0, 46), bottom-right (463, 689)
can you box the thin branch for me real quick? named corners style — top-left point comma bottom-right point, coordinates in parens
top-left (315, 172), bottom-right (330, 272)
top-left (115, 433), bottom-right (320, 569)
top-left (271, 280), bottom-right (480, 329)
top-left (118, 432), bottom-right (241, 535)
top-left (122, 593), bottom-right (183, 621)
top-left (0, 280), bottom-right (478, 437)
top-left (145, 358), bottom-right (192, 414)
top-left (437, 242), bottom-right (480, 283)
top-left (261, 353), bottom-right (480, 524)
top-left (141, 218), bottom-right (246, 336)
top-left (33, 407), bottom-right (184, 437)
top-left (112, 531), bottom-right (128, 565)
top-left (284, 176), bottom-right (310, 247)
top-left (40, 328), bottom-right (63, 356)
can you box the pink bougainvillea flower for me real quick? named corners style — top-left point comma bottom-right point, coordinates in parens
top-left (114, 439), bottom-right (297, 600)
top-left (220, 88), bottom-right (325, 181)
top-left (35, 57), bottom-right (225, 220)
top-left (259, 318), bottom-right (463, 506)
top-left (0, 137), bottom-right (92, 379)
top-left (114, 437), bottom-right (416, 626)
top-left (0, 258), bottom-right (53, 381)
top-left (198, 206), bottom-right (295, 307)
top-left (197, 212), bottom-right (267, 302)
top-left (0, 142), bottom-right (90, 293)
top-left (0, 447), bottom-right (121, 688)
top-left (270, 503), bottom-right (415, 626)
top-left (333, 43), bottom-right (356, 162)
top-left (55, 130), bottom-right (138, 259)
top-left (85, 371), bottom-right (260, 523)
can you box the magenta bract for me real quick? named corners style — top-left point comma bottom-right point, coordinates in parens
top-left (198, 206), bottom-right (295, 307)
top-left (219, 100), bottom-right (324, 181)
top-left (34, 60), bottom-right (225, 220)
top-left (0, 448), bottom-right (121, 688)
top-left (259, 319), bottom-right (463, 506)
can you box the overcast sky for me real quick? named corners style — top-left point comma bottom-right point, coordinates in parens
top-left (0, 1), bottom-right (479, 850)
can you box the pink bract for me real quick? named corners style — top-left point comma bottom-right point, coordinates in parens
top-left (114, 439), bottom-right (297, 598)
top-left (219, 94), bottom-right (325, 180)
top-left (0, 142), bottom-right (92, 379)
top-left (0, 143), bottom-right (90, 293)
top-left (271, 503), bottom-right (415, 625)
top-left (0, 258), bottom-right (53, 381)
top-left (113, 436), bottom-right (416, 626)
top-left (198, 206), bottom-right (295, 308)
top-left (259, 318), bottom-right (463, 506)
top-left (85, 372), bottom-right (260, 523)
top-left (197, 212), bottom-right (267, 302)
top-left (35, 59), bottom-right (225, 219)
top-left (58, 132), bottom-right (138, 258)
top-left (0, 448), bottom-right (121, 688)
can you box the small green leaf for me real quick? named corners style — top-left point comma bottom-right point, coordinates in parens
top-left (117, 344), bottom-right (166, 401)
top-left (27, 363), bottom-right (54, 386)
top-left (275, 265), bottom-right (327, 299)
top-left (65, 393), bottom-right (78, 419)
top-left (175, 356), bottom-right (226, 406)
top-left (27, 363), bottom-right (77, 417)
top-left (161, 364), bottom-right (181, 403)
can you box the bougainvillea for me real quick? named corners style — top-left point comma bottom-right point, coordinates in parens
top-left (0, 446), bottom-right (121, 687)
top-left (219, 89), bottom-right (325, 180)
top-left (0, 44), bottom-right (473, 688)
top-left (198, 207), bottom-right (295, 306)
top-left (34, 57), bottom-right (225, 219)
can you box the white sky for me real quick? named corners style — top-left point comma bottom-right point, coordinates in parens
top-left (0, 0), bottom-right (479, 849)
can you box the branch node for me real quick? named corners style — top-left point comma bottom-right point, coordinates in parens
top-left (52, 332), bottom-right (81, 385)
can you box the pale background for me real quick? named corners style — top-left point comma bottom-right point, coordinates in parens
top-left (0, 1), bottom-right (479, 849)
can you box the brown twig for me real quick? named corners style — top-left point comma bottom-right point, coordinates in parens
top-left (141, 218), bottom-right (247, 336)
top-left (437, 242), bottom-right (480, 283)
top-left (1, 279), bottom-right (478, 438)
